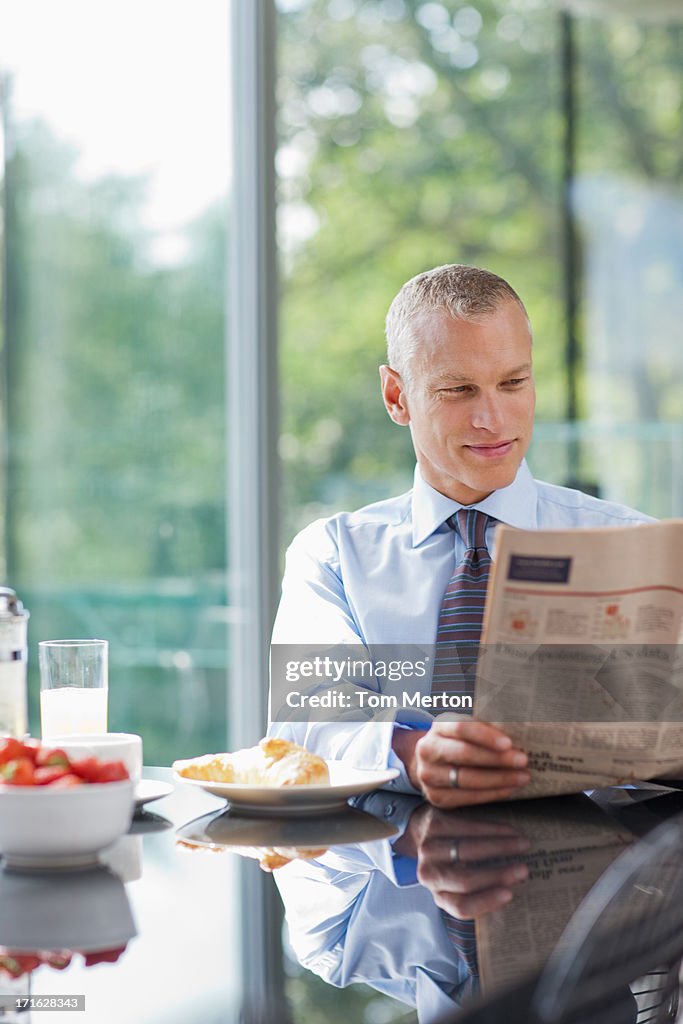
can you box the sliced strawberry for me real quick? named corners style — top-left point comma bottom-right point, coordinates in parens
top-left (0, 741), bottom-right (31, 765)
top-left (69, 757), bottom-right (102, 782)
top-left (35, 747), bottom-right (70, 768)
top-left (21, 739), bottom-right (41, 762)
top-left (0, 953), bottom-right (41, 976)
top-left (83, 946), bottom-right (126, 966)
top-left (49, 773), bottom-right (84, 788)
top-left (92, 761), bottom-right (129, 783)
top-left (0, 757), bottom-right (35, 785)
top-left (34, 765), bottom-right (71, 785)
top-left (44, 952), bottom-right (72, 969)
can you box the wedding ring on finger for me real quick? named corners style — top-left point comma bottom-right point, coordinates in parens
top-left (449, 766), bottom-right (459, 788)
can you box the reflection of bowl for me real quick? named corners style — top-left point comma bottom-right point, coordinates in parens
top-left (0, 780), bottom-right (135, 868)
top-left (0, 866), bottom-right (137, 953)
top-left (99, 834), bottom-right (143, 883)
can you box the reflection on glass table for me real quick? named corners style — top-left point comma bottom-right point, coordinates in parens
top-left (0, 767), bottom-right (399, 1024)
top-left (276, 787), bottom-right (683, 1024)
top-left (0, 769), bottom-right (240, 1024)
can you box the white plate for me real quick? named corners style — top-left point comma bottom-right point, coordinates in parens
top-left (174, 761), bottom-right (399, 816)
top-left (135, 779), bottom-right (174, 809)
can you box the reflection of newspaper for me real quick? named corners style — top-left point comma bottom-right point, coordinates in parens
top-left (474, 798), bottom-right (634, 994)
top-left (475, 521), bottom-right (683, 798)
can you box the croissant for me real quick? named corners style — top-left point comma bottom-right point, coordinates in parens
top-left (236, 845), bottom-right (327, 872)
top-left (174, 737), bottom-right (329, 787)
top-left (176, 839), bottom-right (327, 871)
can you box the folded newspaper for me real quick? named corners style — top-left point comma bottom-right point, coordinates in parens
top-left (476, 520), bottom-right (683, 798)
top-left (469, 796), bottom-right (634, 994)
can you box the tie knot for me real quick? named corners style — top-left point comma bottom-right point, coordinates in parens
top-left (451, 508), bottom-right (490, 551)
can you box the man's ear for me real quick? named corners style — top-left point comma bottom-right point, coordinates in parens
top-left (379, 365), bottom-right (410, 426)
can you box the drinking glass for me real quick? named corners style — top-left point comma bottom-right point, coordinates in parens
top-left (39, 640), bottom-right (108, 739)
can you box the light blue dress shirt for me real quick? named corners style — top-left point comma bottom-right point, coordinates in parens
top-left (269, 461), bottom-right (653, 791)
top-left (274, 791), bottom-right (474, 1023)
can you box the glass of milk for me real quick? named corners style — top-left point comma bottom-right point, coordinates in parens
top-left (39, 640), bottom-right (108, 739)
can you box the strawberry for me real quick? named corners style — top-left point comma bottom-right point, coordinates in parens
top-left (92, 761), bottom-right (129, 783)
top-left (34, 765), bottom-right (71, 785)
top-left (0, 757), bottom-right (35, 785)
top-left (49, 773), bottom-right (84, 788)
top-left (69, 757), bottom-right (102, 782)
top-left (35, 747), bottom-right (70, 768)
top-left (0, 738), bottom-right (38, 765)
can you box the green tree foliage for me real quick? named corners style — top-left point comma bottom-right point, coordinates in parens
top-left (0, 0), bottom-right (680, 753)
top-left (3, 119), bottom-right (227, 582)
top-left (277, 0), bottom-right (566, 538)
top-left (276, 0), bottom-right (683, 535)
top-left (1, 113), bottom-right (229, 761)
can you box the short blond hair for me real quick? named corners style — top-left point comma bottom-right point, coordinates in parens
top-left (385, 264), bottom-right (529, 382)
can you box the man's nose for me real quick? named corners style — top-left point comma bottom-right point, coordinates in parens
top-left (470, 393), bottom-right (505, 432)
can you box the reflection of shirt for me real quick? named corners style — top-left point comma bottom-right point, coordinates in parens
top-left (270, 461), bottom-right (652, 790)
top-left (275, 792), bottom-right (473, 1024)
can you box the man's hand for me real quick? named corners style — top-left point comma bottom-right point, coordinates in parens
top-left (395, 803), bottom-right (530, 918)
top-left (392, 719), bottom-right (530, 808)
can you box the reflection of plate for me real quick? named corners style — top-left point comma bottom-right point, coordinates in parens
top-left (174, 762), bottom-right (399, 816)
top-left (135, 779), bottom-right (174, 808)
top-left (176, 804), bottom-right (397, 851)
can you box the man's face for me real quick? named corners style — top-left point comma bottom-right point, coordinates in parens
top-left (382, 300), bottom-right (536, 505)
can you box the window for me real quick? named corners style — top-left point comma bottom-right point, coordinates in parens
top-left (1, 0), bottom-right (231, 762)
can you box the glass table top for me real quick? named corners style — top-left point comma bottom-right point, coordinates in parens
top-left (1, 771), bottom-right (682, 1024)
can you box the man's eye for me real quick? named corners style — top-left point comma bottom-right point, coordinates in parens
top-left (443, 386), bottom-right (473, 395)
top-left (504, 377), bottom-right (528, 387)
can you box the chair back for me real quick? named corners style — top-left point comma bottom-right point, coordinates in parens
top-left (532, 812), bottom-right (683, 1024)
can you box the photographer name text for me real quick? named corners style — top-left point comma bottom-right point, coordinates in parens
top-left (284, 690), bottom-right (473, 710)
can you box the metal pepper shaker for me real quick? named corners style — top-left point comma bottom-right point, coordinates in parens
top-left (0, 587), bottom-right (30, 738)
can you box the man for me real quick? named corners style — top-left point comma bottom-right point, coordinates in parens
top-left (270, 264), bottom-right (651, 807)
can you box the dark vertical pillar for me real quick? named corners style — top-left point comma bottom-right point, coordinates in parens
top-left (0, 76), bottom-right (19, 581)
top-left (227, 1), bottom-right (286, 1021)
top-left (561, 11), bottom-right (584, 488)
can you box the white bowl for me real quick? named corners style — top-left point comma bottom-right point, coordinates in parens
top-left (43, 734), bottom-right (143, 784)
top-left (0, 780), bottom-right (135, 869)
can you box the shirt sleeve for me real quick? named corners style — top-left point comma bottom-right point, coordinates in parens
top-left (268, 520), bottom-right (423, 794)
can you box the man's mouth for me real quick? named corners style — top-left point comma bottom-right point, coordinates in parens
top-left (465, 440), bottom-right (516, 459)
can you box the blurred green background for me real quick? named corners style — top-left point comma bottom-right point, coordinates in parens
top-left (1, 0), bottom-right (682, 763)
top-left (1, 2), bottom-right (681, 1022)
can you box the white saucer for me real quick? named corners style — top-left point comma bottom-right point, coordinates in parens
top-left (135, 779), bottom-right (174, 808)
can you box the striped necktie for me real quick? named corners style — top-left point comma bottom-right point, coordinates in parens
top-left (432, 510), bottom-right (491, 980)
top-left (431, 508), bottom-right (493, 704)
top-left (442, 911), bottom-right (479, 977)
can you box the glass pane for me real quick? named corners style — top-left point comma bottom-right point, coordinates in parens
top-left (277, 0), bottom-right (563, 542)
top-left (276, 2), bottom-right (562, 1021)
top-left (571, 4), bottom-right (683, 516)
top-left (0, 0), bottom-right (231, 762)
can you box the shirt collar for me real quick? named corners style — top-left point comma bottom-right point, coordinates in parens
top-left (411, 460), bottom-right (539, 547)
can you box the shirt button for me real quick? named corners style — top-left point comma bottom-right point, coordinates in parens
top-left (385, 802), bottom-right (396, 819)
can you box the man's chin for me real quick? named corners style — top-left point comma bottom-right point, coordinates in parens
top-left (467, 462), bottom-right (521, 497)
